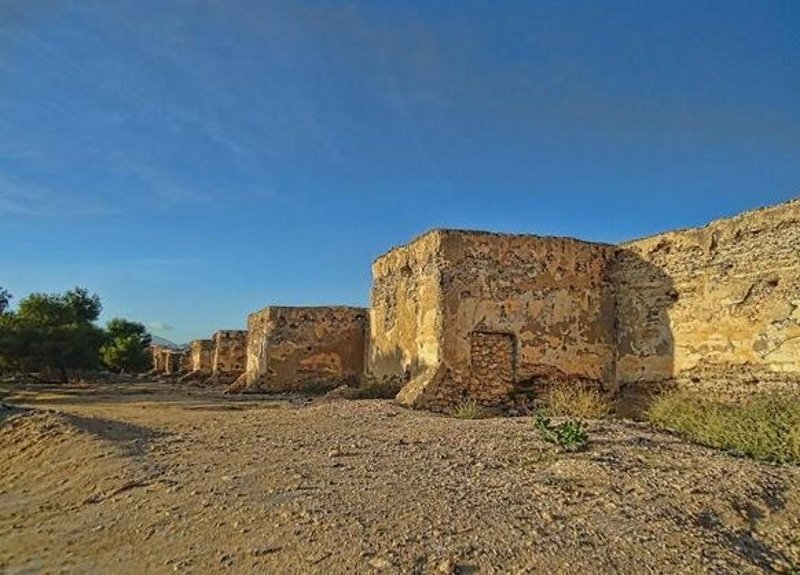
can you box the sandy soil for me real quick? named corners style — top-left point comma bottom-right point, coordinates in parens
top-left (1, 381), bottom-right (799, 574)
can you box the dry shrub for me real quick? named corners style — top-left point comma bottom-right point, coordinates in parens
top-left (452, 399), bottom-right (485, 419)
top-left (647, 391), bottom-right (800, 465)
top-left (542, 386), bottom-right (611, 419)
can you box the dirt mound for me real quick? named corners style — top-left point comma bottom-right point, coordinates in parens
top-left (0, 407), bottom-right (151, 510)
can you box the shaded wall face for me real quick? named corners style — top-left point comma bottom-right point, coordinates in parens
top-left (614, 201), bottom-right (800, 397)
top-left (369, 232), bottom-right (443, 380)
top-left (212, 331), bottom-right (247, 374)
top-left (438, 233), bottom-right (618, 403)
top-left (246, 308), bottom-right (368, 392)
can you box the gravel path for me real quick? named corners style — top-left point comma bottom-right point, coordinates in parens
top-left (1, 383), bottom-right (798, 574)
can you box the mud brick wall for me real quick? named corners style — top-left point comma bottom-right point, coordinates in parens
top-left (611, 199), bottom-right (800, 401)
top-left (212, 331), bottom-right (247, 375)
top-left (189, 339), bottom-right (214, 373)
top-left (372, 230), bottom-right (618, 410)
top-left (245, 306), bottom-right (368, 392)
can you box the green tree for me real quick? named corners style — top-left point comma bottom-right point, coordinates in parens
top-left (0, 287), bottom-right (105, 381)
top-left (0, 287), bottom-right (11, 314)
top-left (100, 318), bottom-right (152, 373)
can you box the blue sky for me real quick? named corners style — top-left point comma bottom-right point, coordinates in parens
top-left (1, 0), bottom-right (798, 343)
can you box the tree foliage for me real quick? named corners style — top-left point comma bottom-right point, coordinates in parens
top-left (0, 287), bottom-right (152, 380)
top-left (101, 318), bottom-right (152, 373)
top-left (0, 287), bottom-right (11, 315)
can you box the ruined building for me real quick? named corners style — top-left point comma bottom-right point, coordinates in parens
top-left (239, 306), bottom-right (368, 393)
top-left (370, 199), bottom-right (800, 410)
top-left (150, 345), bottom-right (167, 372)
top-left (211, 330), bottom-right (248, 382)
top-left (188, 339), bottom-right (214, 373)
top-left (163, 348), bottom-right (188, 375)
top-left (370, 230), bottom-right (617, 410)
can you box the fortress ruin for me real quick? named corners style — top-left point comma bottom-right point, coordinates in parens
top-left (370, 199), bottom-right (800, 410)
top-left (169, 199), bottom-right (798, 412)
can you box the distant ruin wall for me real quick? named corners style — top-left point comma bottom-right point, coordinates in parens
top-left (212, 331), bottom-right (247, 376)
top-left (163, 349), bottom-right (188, 375)
top-left (245, 307), bottom-right (368, 392)
top-left (612, 200), bottom-right (800, 399)
top-left (151, 345), bottom-right (167, 372)
top-left (189, 339), bottom-right (214, 373)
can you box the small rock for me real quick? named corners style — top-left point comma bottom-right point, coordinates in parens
top-left (437, 558), bottom-right (457, 574)
top-left (369, 557), bottom-right (392, 570)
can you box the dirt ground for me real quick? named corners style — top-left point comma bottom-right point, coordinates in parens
top-left (1, 382), bottom-right (799, 574)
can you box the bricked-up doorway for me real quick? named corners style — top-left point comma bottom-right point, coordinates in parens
top-left (469, 332), bottom-right (516, 398)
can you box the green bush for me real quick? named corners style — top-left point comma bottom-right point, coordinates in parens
top-left (647, 391), bottom-right (800, 465)
top-left (534, 413), bottom-right (589, 451)
top-left (452, 399), bottom-right (485, 419)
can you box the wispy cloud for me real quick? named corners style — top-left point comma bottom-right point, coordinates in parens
top-left (148, 321), bottom-right (173, 331)
top-left (0, 173), bottom-right (117, 217)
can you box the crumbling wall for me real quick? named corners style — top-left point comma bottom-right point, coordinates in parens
top-left (163, 349), bottom-right (187, 375)
top-left (189, 339), bottom-right (214, 373)
top-left (612, 199), bottom-right (800, 401)
top-left (369, 231), bottom-right (443, 383)
top-left (212, 331), bottom-right (247, 376)
top-left (244, 306), bottom-right (368, 392)
top-left (151, 345), bottom-right (166, 372)
top-left (373, 230), bottom-right (618, 410)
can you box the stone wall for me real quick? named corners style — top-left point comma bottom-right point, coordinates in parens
top-left (373, 230), bottom-right (618, 410)
top-left (212, 331), bottom-right (247, 376)
top-left (244, 306), bottom-right (368, 392)
top-left (189, 339), bottom-right (214, 373)
top-left (611, 199), bottom-right (800, 401)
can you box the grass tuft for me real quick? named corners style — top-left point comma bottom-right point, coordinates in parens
top-left (452, 399), bottom-right (485, 420)
top-left (542, 386), bottom-right (611, 419)
top-left (647, 391), bottom-right (800, 465)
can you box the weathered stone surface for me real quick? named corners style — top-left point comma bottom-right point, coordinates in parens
top-left (189, 339), bottom-right (214, 373)
top-left (612, 199), bottom-right (800, 401)
top-left (243, 306), bottom-right (368, 393)
top-left (374, 199), bottom-right (800, 410)
top-left (212, 331), bottom-right (247, 379)
top-left (372, 230), bottom-right (617, 410)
